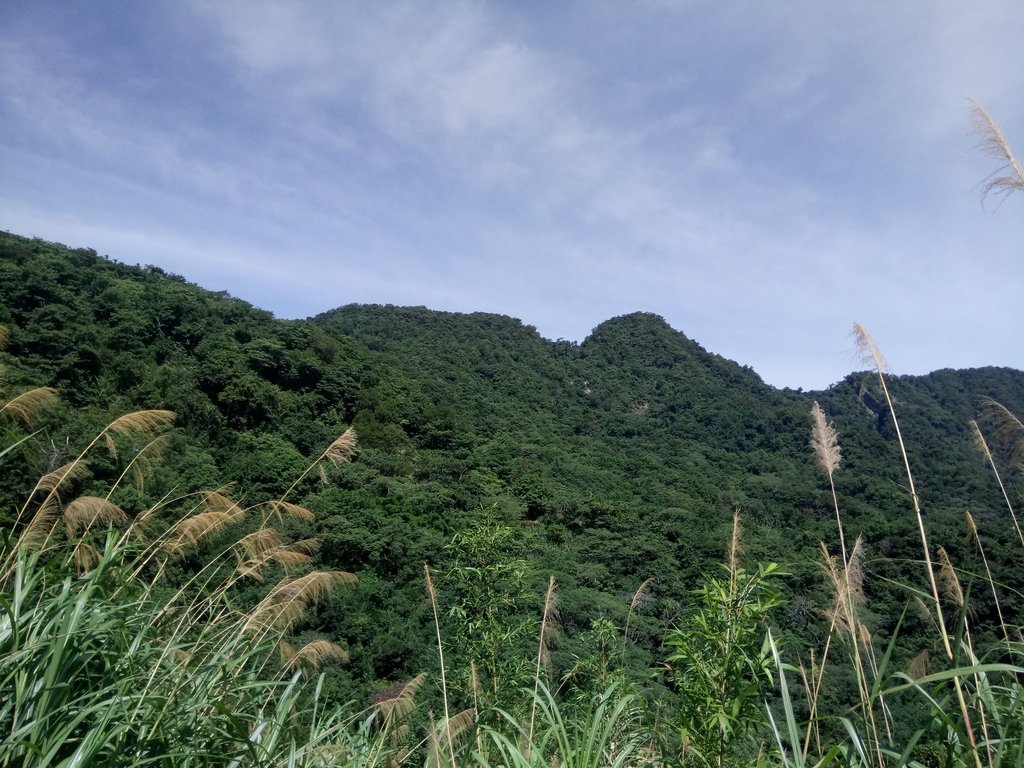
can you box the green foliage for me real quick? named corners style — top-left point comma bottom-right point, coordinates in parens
top-left (8, 232), bottom-right (1024, 767)
top-left (665, 562), bottom-right (785, 768)
top-left (441, 516), bottom-right (537, 713)
top-left (479, 682), bottom-right (650, 768)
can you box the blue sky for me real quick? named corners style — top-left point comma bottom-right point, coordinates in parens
top-left (2, 2), bottom-right (1022, 390)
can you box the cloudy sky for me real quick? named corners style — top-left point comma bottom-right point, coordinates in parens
top-left (2, 2), bottom-right (1022, 389)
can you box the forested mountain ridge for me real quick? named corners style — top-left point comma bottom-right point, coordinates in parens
top-left (3, 230), bottom-right (1024, 705)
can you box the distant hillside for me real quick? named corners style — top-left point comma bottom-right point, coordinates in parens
top-left (4, 230), bottom-right (1024, 701)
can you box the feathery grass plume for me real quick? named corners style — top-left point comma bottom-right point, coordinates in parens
top-left (427, 709), bottom-right (476, 768)
top-left (810, 401), bottom-right (841, 477)
top-left (63, 496), bottom-right (126, 539)
top-left (200, 488), bottom-right (240, 515)
top-left (265, 499), bottom-right (315, 523)
top-left (622, 575), bottom-right (655, 664)
top-left (236, 540), bottom-right (320, 579)
top-left (852, 322), bottom-right (886, 373)
top-left (908, 649), bottom-right (930, 680)
top-left (811, 400), bottom-right (850, 583)
top-left (34, 460), bottom-right (88, 497)
top-left (72, 540), bottom-right (99, 575)
top-left (246, 570), bottom-right (357, 631)
top-left (0, 323), bottom-right (8, 348)
top-left (373, 676), bottom-right (426, 764)
top-left (284, 639), bottom-right (349, 674)
top-left (822, 537), bottom-right (864, 640)
top-left (970, 99), bottom-right (1024, 204)
top-left (20, 495), bottom-right (62, 550)
top-left (0, 386), bottom-right (58, 427)
top-left (290, 538), bottom-right (321, 555)
top-left (107, 408), bottom-right (176, 438)
top-left (102, 409), bottom-right (176, 457)
top-left (424, 563), bottom-right (456, 768)
top-left (163, 509), bottom-right (244, 554)
top-left (374, 672), bottom-right (428, 724)
top-left (913, 596), bottom-right (936, 628)
top-left (237, 528), bottom-right (287, 558)
top-left (263, 546), bottom-right (315, 573)
top-left (324, 427), bottom-right (358, 468)
top-left (937, 546), bottom-right (964, 609)
top-left (727, 507), bottom-right (742, 576)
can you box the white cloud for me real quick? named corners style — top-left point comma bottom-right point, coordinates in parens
top-left (2, 1), bottom-right (1023, 389)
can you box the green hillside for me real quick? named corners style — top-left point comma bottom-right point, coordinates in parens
top-left (3, 230), bottom-right (1024, 765)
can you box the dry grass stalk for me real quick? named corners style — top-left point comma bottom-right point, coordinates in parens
top-left (853, 324), bottom-right (978, 761)
top-left (63, 496), bottom-right (127, 538)
top-left (623, 576), bottom-right (655, 664)
top-left (980, 399), bottom-right (1024, 468)
top-left (270, 427), bottom-right (358, 515)
top-left (0, 386), bottom-right (59, 427)
top-left (853, 324), bottom-right (951, 639)
top-left (126, 435), bottom-right (171, 493)
top-left (528, 576), bottom-right (560, 754)
top-left (966, 512), bottom-right (1012, 646)
top-left (424, 563), bottom-right (456, 768)
top-left (970, 100), bottom-right (1024, 204)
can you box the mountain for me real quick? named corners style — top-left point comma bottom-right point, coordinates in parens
top-left (3, 230), bottom-right (1024, 699)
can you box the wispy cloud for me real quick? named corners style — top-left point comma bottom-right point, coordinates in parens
top-left (2, 2), bottom-right (1022, 388)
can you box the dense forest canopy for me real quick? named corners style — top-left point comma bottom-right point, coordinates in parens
top-left (3, 230), bottom-right (1024, 765)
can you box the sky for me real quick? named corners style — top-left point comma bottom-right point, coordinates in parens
top-left (2, 2), bottom-right (1023, 390)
